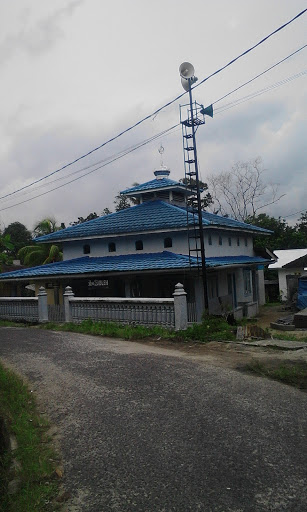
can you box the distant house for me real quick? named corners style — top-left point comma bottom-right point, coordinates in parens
top-left (0, 167), bottom-right (272, 320)
top-left (268, 249), bottom-right (307, 302)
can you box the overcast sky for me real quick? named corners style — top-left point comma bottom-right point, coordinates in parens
top-left (0, 0), bottom-right (306, 231)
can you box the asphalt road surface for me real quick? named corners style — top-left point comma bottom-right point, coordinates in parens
top-left (0, 327), bottom-right (306, 512)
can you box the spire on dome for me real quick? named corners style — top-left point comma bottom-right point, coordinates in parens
top-left (154, 144), bottom-right (170, 180)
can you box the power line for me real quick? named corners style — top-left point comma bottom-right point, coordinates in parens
top-left (0, 124), bottom-right (179, 212)
top-left (212, 44), bottom-right (307, 107)
top-left (1, 60), bottom-right (306, 210)
top-left (0, 127), bottom-right (180, 204)
top-left (283, 208), bottom-right (307, 219)
top-left (215, 69), bottom-right (306, 114)
top-left (1, 8), bottom-right (306, 202)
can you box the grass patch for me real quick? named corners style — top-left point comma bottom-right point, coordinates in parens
top-left (271, 333), bottom-right (307, 343)
top-left (37, 316), bottom-right (236, 343)
top-left (38, 319), bottom-right (177, 341)
top-left (0, 321), bottom-right (29, 328)
top-left (0, 363), bottom-right (62, 512)
top-left (0, 315), bottom-right (236, 344)
top-left (262, 301), bottom-right (282, 308)
top-left (246, 360), bottom-right (307, 389)
top-left (176, 316), bottom-right (236, 342)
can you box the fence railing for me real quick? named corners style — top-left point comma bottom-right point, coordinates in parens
top-left (0, 283), bottom-right (188, 331)
top-left (0, 297), bottom-right (39, 323)
top-left (68, 298), bottom-right (175, 328)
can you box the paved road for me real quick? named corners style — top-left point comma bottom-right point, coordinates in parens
top-left (0, 327), bottom-right (306, 512)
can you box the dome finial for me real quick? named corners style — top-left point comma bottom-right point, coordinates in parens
top-left (154, 144), bottom-right (170, 179)
top-left (158, 144), bottom-right (165, 167)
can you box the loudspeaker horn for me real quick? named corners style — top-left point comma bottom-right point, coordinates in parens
top-left (200, 104), bottom-right (214, 118)
top-left (179, 62), bottom-right (195, 79)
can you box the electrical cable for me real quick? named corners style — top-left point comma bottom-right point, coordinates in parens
top-left (283, 208), bottom-right (307, 219)
top-left (1, 8), bottom-right (306, 201)
top-left (0, 126), bottom-right (181, 204)
top-left (1, 63), bottom-right (305, 209)
top-left (212, 44), bottom-right (307, 107)
top-left (215, 69), bottom-right (306, 114)
top-left (0, 124), bottom-right (180, 212)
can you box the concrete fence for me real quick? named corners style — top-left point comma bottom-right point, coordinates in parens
top-left (0, 283), bottom-right (188, 331)
top-left (0, 287), bottom-right (47, 323)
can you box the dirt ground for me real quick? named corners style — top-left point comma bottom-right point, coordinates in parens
top-left (140, 304), bottom-right (307, 375)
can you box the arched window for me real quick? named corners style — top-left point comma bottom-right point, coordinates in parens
top-left (83, 244), bottom-right (91, 254)
top-left (135, 240), bottom-right (143, 251)
top-left (108, 242), bottom-right (116, 252)
top-left (164, 237), bottom-right (172, 248)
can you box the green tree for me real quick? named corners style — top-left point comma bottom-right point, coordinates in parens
top-left (114, 194), bottom-right (133, 211)
top-left (102, 208), bottom-right (112, 216)
top-left (246, 213), bottom-right (307, 251)
top-left (70, 212), bottom-right (99, 226)
top-left (19, 217), bottom-right (63, 267)
top-left (114, 183), bottom-right (140, 211)
top-left (179, 177), bottom-right (213, 210)
top-left (33, 217), bottom-right (62, 238)
top-left (3, 222), bottom-right (32, 258)
top-left (0, 233), bottom-right (14, 269)
top-left (296, 211), bottom-right (307, 239)
top-left (18, 244), bottom-right (63, 266)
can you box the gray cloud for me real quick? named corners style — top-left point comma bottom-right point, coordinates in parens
top-left (0, 1), bottom-right (83, 65)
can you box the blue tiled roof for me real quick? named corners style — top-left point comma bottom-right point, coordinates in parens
top-left (121, 178), bottom-right (186, 194)
top-left (35, 200), bottom-right (272, 243)
top-left (0, 252), bottom-right (271, 280)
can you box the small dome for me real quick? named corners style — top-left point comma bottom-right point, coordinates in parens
top-left (154, 167), bottom-right (170, 180)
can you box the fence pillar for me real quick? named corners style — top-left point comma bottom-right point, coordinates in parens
top-left (38, 286), bottom-right (48, 323)
top-left (64, 286), bottom-right (74, 323)
top-left (173, 283), bottom-right (187, 331)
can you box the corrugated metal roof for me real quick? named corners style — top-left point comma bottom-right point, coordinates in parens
top-left (0, 252), bottom-right (271, 280)
top-left (269, 249), bottom-right (307, 269)
top-left (35, 200), bottom-right (272, 243)
top-left (120, 178), bottom-right (185, 194)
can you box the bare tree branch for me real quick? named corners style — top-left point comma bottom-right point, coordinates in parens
top-left (207, 157), bottom-right (284, 221)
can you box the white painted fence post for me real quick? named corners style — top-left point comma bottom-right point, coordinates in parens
top-left (64, 286), bottom-right (74, 323)
top-left (38, 286), bottom-right (48, 323)
top-left (173, 283), bottom-right (188, 331)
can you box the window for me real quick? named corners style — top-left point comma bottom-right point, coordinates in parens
top-left (228, 237), bottom-right (232, 246)
top-left (243, 269), bottom-right (252, 296)
top-left (219, 236), bottom-right (223, 246)
top-left (208, 234), bottom-right (212, 246)
top-left (245, 237), bottom-right (248, 247)
top-left (164, 237), bottom-right (172, 248)
top-left (135, 240), bottom-right (143, 251)
top-left (108, 242), bottom-right (116, 252)
top-left (237, 237), bottom-right (240, 246)
top-left (83, 244), bottom-right (90, 254)
top-left (208, 275), bottom-right (219, 299)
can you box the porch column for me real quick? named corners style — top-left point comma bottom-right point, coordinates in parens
top-left (124, 278), bottom-right (132, 298)
top-left (38, 287), bottom-right (48, 323)
top-left (64, 286), bottom-right (75, 323)
top-left (173, 283), bottom-right (188, 331)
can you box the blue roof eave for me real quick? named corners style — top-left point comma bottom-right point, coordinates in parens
top-left (0, 253), bottom-right (272, 281)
